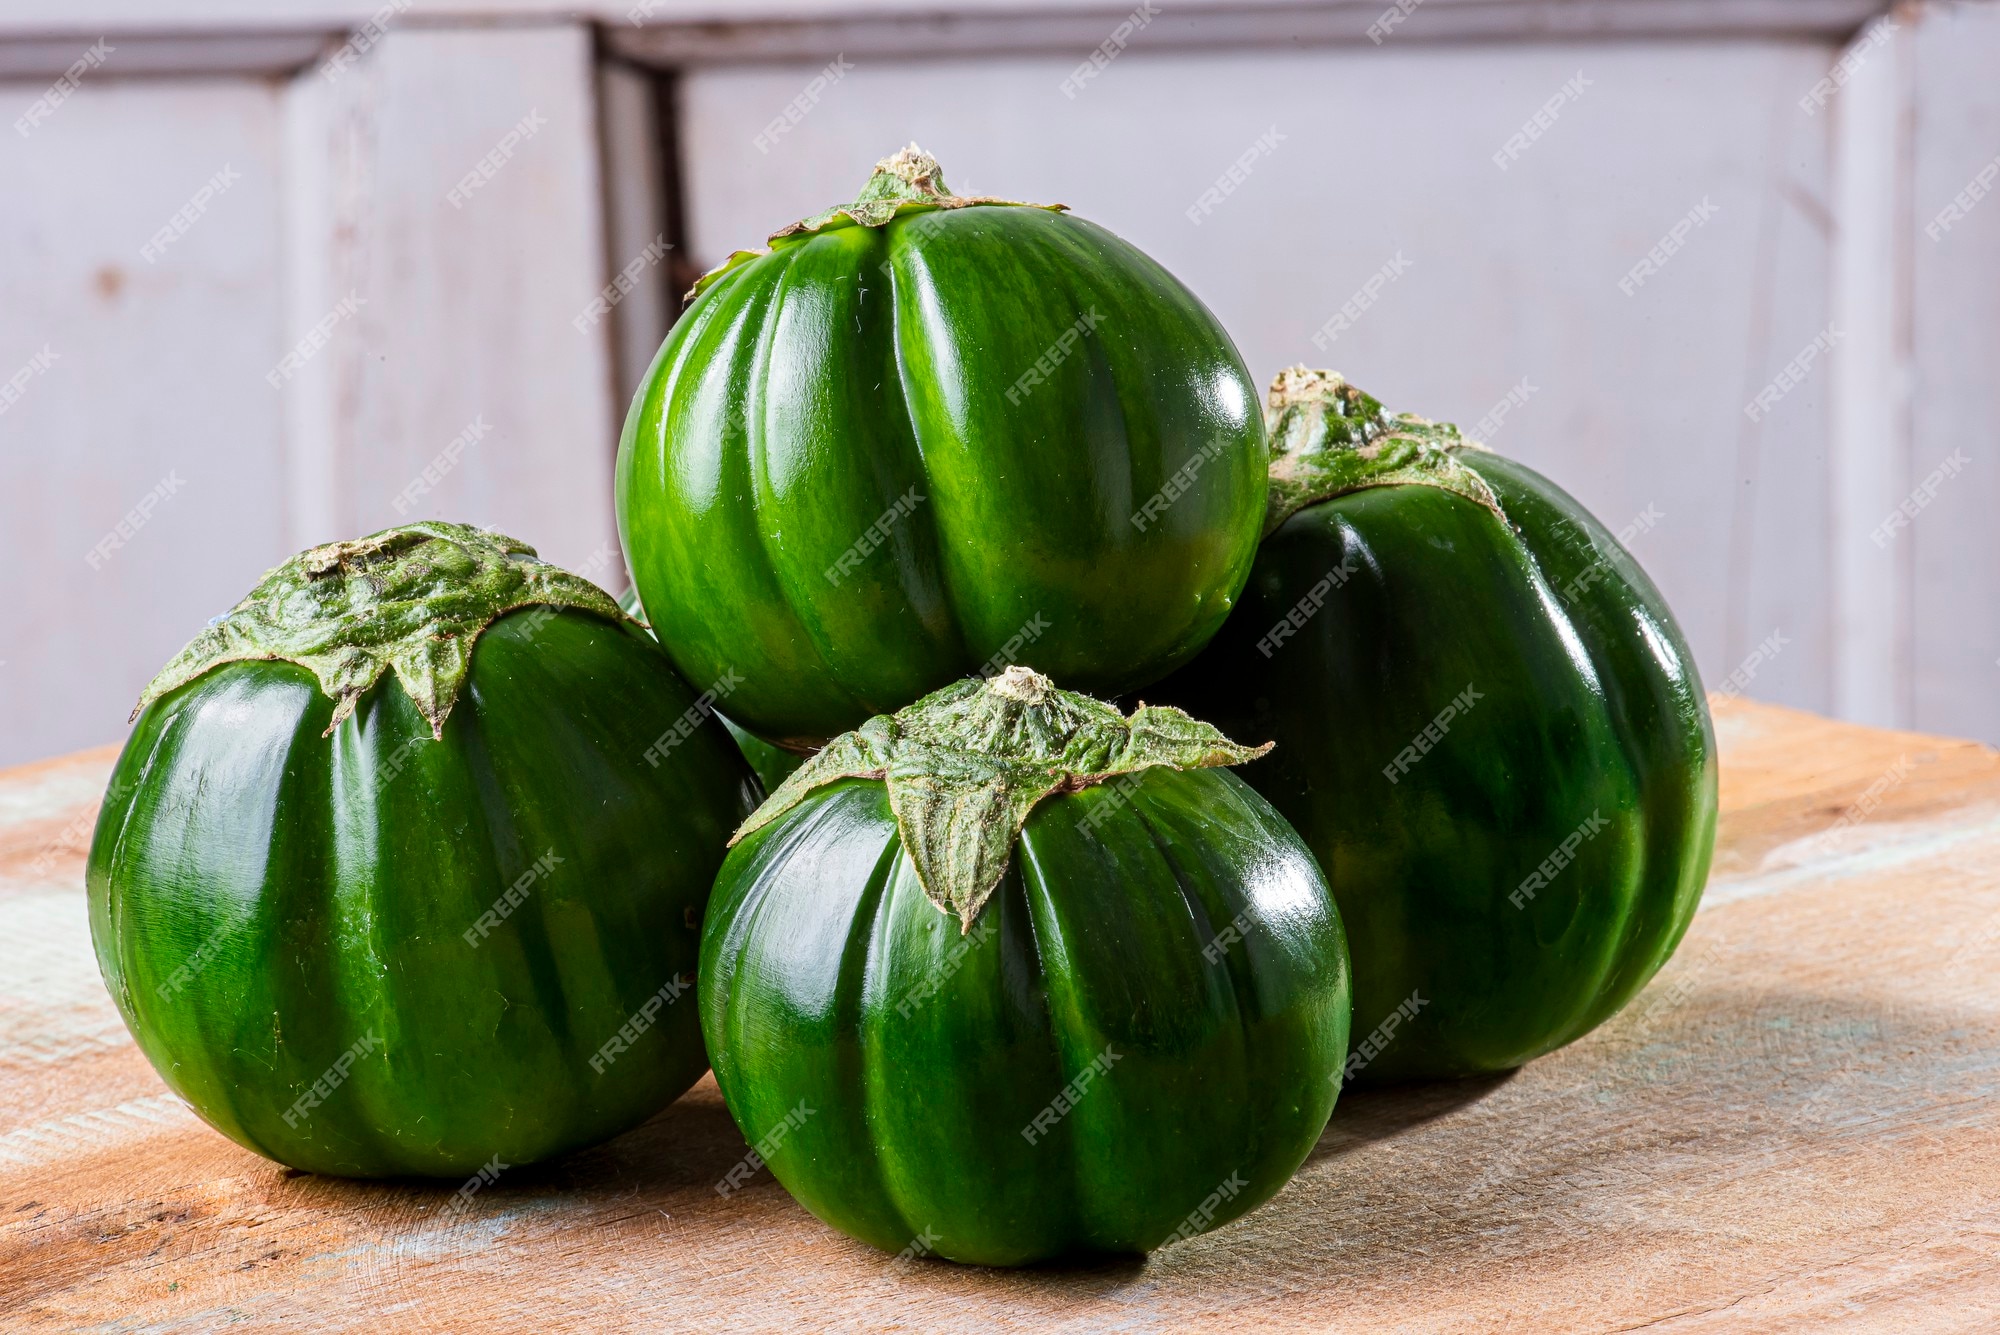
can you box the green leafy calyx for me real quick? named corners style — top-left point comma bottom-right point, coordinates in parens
top-left (134, 521), bottom-right (630, 739)
top-left (688, 144), bottom-right (1065, 300)
top-left (1263, 365), bottom-right (1508, 537)
top-left (731, 666), bottom-right (1271, 932)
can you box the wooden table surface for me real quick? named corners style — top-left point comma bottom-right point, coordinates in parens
top-left (4, 697), bottom-right (1998, 1332)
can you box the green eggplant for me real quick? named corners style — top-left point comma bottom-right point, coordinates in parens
top-left (1152, 368), bottom-right (1716, 1082)
top-left (700, 667), bottom-right (1350, 1266)
top-left (618, 145), bottom-right (1267, 750)
top-left (88, 523), bottom-right (758, 1177)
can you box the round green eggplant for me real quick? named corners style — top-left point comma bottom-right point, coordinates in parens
top-left (617, 145), bottom-right (1267, 750)
top-left (88, 523), bottom-right (758, 1177)
top-left (1152, 369), bottom-right (1716, 1083)
top-left (700, 668), bottom-right (1350, 1266)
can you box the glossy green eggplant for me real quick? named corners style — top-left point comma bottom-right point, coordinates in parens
top-left (618, 146), bottom-right (1267, 749)
top-left (88, 523), bottom-right (757, 1177)
top-left (1153, 369), bottom-right (1716, 1083)
top-left (700, 668), bottom-right (1350, 1266)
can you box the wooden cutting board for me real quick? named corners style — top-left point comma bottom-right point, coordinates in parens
top-left (5, 697), bottom-right (1998, 1331)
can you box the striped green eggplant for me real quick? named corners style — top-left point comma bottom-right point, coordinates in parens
top-left (1153, 368), bottom-right (1717, 1082)
top-left (700, 667), bottom-right (1350, 1265)
top-left (88, 522), bottom-right (757, 1177)
top-left (617, 145), bottom-right (1267, 749)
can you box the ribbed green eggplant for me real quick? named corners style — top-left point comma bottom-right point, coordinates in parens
top-left (1152, 369), bottom-right (1716, 1083)
top-left (700, 668), bottom-right (1350, 1266)
top-left (618, 145), bottom-right (1267, 750)
top-left (87, 523), bottom-right (757, 1178)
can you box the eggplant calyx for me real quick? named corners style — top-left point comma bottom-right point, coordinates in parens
top-left (133, 521), bottom-right (632, 740)
top-left (774, 143), bottom-right (1064, 238)
top-left (729, 665), bottom-right (1270, 933)
top-left (1263, 364), bottom-right (1510, 538)
top-left (685, 144), bottom-right (1066, 302)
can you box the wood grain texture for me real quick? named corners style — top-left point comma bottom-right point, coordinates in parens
top-left (3, 698), bottom-right (1997, 1331)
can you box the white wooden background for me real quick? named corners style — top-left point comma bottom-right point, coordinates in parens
top-left (0, 0), bottom-right (1992, 767)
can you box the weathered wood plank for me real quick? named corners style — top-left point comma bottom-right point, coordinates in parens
top-left (3, 697), bottom-right (1997, 1330)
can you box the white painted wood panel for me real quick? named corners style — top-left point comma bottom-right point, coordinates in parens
top-left (679, 38), bottom-right (1840, 713)
top-left (1828, 12), bottom-right (1910, 730)
top-left (0, 76), bottom-right (288, 768)
top-left (598, 60), bottom-right (674, 417)
top-left (279, 23), bottom-right (623, 577)
top-left (1906, 0), bottom-right (2000, 743)
top-left (0, 0), bottom-right (1888, 53)
top-left (0, 23), bottom-right (635, 770)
